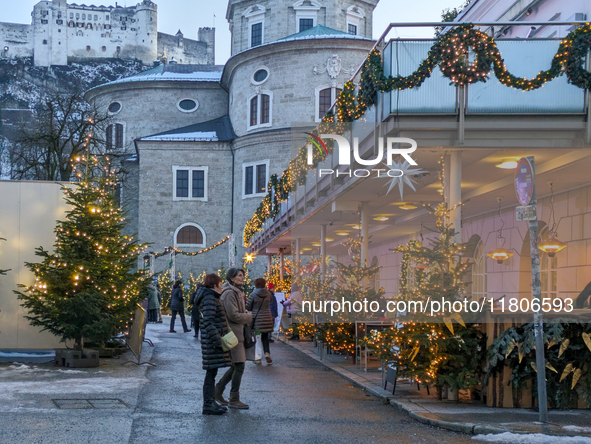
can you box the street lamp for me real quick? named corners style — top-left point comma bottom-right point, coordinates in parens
top-left (487, 198), bottom-right (514, 264)
top-left (538, 182), bottom-right (567, 258)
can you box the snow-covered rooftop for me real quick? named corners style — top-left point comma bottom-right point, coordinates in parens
top-left (140, 116), bottom-right (236, 143)
top-left (90, 64), bottom-right (224, 90)
top-left (141, 131), bottom-right (218, 142)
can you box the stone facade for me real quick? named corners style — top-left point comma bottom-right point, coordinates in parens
top-left (136, 140), bottom-right (234, 274)
top-left (85, 0), bottom-right (380, 278)
top-left (222, 38), bottom-right (375, 137)
top-left (226, 0), bottom-right (378, 55)
top-left (0, 0), bottom-right (214, 67)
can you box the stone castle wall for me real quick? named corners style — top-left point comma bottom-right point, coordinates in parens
top-left (0, 0), bottom-right (213, 66)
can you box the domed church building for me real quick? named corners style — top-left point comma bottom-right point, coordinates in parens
top-left (85, 0), bottom-right (379, 275)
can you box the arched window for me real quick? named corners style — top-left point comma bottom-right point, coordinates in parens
top-left (174, 223), bottom-right (206, 247)
top-left (472, 241), bottom-right (487, 301)
top-left (106, 123), bottom-right (124, 150)
top-left (316, 85), bottom-right (342, 121)
top-left (247, 92), bottom-right (272, 130)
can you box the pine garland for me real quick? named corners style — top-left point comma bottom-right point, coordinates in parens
top-left (243, 23), bottom-right (591, 247)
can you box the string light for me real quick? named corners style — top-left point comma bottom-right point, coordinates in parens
top-left (243, 23), bottom-right (591, 247)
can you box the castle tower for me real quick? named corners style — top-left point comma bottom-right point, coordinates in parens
top-left (198, 27), bottom-right (215, 64)
top-left (135, 0), bottom-right (158, 64)
top-left (225, 0), bottom-right (379, 56)
top-left (50, 0), bottom-right (68, 66)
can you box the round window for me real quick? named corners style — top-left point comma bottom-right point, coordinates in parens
top-left (177, 98), bottom-right (198, 113)
top-left (253, 69), bottom-right (268, 83)
top-left (108, 101), bottom-right (121, 114)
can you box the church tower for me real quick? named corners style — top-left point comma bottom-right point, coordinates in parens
top-left (226, 0), bottom-right (379, 56)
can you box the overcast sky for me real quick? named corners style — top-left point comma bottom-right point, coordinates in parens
top-left (1, 0), bottom-right (462, 63)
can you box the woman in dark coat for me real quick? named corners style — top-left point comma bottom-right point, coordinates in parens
top-left (169, 280), bottom-right (191, 333)
top-left (246, 278), bottom-right (275, 364)
top-left (196, 274), bottom-right (232, 415)
top-left (189, 284), bottom-right (203, 338)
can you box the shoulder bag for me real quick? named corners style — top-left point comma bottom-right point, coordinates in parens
top-left (244, 296), bottom-right (262, 350)
top-left (221, 318), bottom-right (238, 351)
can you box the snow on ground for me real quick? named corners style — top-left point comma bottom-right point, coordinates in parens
top-left (473, 432), bottom-right (591, 444)
top-left (0, 376), bottom-right (147, 400)
top-left (564, 427), bottom-right (591, 434)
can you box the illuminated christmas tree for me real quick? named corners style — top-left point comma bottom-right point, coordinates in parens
top-left (264, 256), bottom-right (292, 293)
top-left (386, 203), bottom-right (486, 395)
top-left (15, 155), bottom-right (150, 351)
top-left (318, 237), bottom-right (384, 354)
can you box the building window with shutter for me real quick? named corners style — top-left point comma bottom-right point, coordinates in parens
top-left (243, 160), bottom-right (269, 198)
top-left (172, 166), bottom-right (208, 201)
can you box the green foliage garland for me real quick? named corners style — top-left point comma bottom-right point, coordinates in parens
top-left (244, 23), bottom-right (591, 246)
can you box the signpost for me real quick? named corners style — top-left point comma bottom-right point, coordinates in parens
top-left (515, 156), bottom-right (548, 422)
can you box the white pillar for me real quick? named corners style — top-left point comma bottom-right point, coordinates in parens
top-left (320, 225), bottom-right (327, 281)
top-left (279, 248), bottom-right (284, 281)
top-left (361, 202), bottom-right (370, 267)
top-left (267, 255), bottom-right (272, 274)
top-left (449, 151), bottom-right (462, 242)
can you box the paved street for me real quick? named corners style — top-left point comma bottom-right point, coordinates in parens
top-left (0, 319), bottom-right (477, 444)
top-left (129, 322), bottom-right (475, 444)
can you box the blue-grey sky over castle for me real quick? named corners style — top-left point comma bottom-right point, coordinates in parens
top-left (2, 0), bottom-right (460, 63)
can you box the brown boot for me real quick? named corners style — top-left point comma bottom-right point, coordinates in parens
top-left (228, 391), bottom-right (249, 409)
top-left (214, 384), bottom-right (228, 406)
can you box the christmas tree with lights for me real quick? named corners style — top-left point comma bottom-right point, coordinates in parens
top-left (386, 203), bottom-right (486, 395)
top-left (15, 155), bottom-right (150, 351)
top-left (318, 237), bottom-right (384, 354)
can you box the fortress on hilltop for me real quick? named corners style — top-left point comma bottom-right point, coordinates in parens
top-left (0, 0), bottom-right (215, 66)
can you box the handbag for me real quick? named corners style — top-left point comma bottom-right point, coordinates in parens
top-left (244, 296), bottom-right (262, 349)
top-left (221, 319), bottom-right (238, 352)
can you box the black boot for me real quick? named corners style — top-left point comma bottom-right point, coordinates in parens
top-left (202, 400), bottom-right (226, 415)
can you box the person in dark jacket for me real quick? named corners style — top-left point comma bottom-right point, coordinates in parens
top-left (170, 280), bottom-right (191, 333)
top-left (189, 284), bottom-right (203, 338)
top-left (196, 274), bottom-right (232, 415)
top-left (246, 278), bottom-right (275, 364)
top-left (146, 283), bottom-right (159, 323)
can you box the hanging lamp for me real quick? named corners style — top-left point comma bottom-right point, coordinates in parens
top-left (538, 181), bottom-right (567, 257)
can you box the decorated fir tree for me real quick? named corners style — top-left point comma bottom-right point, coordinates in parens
top-left (157, 269), bottom-right (172, 311)
top-left (386, 203), bottom-right (486, 394)
top-left (318, 237), bottom-right (384, 354)
top-left (15, 156), bottom-right (149, 350)
top-left (264, 256), bottom-right (292, 293)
